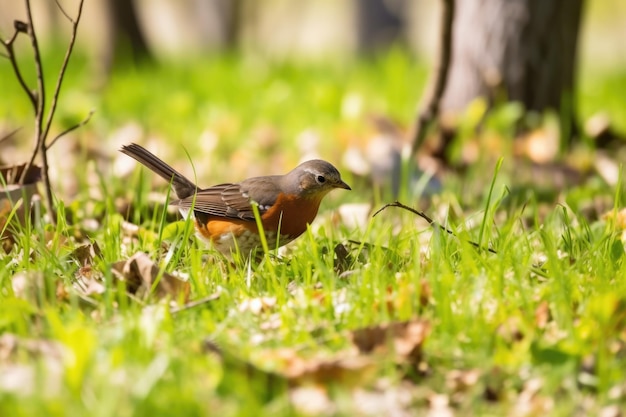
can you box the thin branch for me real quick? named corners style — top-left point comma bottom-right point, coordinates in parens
top-left (41, 0), bottom-right (85, 144)
top-left (53, 0), bottom-right (74, 22)
top-left (1, 27), bottom-right (37, 109)
top-left (25, 0), bottom-right (46, 128)
top-left (411, 0), bottom-right (455, 156)
top-left (373, 201), bottom-right (497, 254)
top-left (17, 0), bottom-right (86, 226)
top-left (20, 0), bottom-right (46, 186)
top-left (47, 109), bottom-right (94, 149)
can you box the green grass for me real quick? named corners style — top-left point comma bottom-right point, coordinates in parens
top-left (1, 47), bottom-right (626, 416)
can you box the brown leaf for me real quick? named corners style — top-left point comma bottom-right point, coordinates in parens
top-left (70, 242), bottom-right (102, 267)
top-left (515, 126), bottom-right (559, 163)
top-left (497, 316), bottom-right (525, 344)
top-left (111, 252), bottom-right (189, 302)
top-left (603, 207), bottom-right (626, 231)
top-left (285, 355), bottom-right (376, 387)
top-left (349, 319), bottom-right (430, 363)
top-left (534, 301), bottom-right (551, 329)
top-left (238, 296), bottom-right (277, 315)
top-left (71, 242), bottom-right (106, 297)
top-left (1, 164), bottom-right (42, 252)
top-left (446, 369), bottom-right (481, 393)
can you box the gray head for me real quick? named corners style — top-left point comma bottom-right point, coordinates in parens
top-left (283, 159), bottom-right (351, 198)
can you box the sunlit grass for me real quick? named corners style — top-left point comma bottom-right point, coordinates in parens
top-left (1, 48), bottom-right (626, 415)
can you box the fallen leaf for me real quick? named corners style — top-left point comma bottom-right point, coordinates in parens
top-left (446, 369), bottom-right (481, 392)
top-left (603, 207), bottom-right (626, 231)
top-left (333, 242), bottom-right (353, 273)
top-left (534, 301), bottom-right (551, 329)
top-left (595, 153), bottom-right (621, 186)
top-left (1, 164), bottom-right (42, 252)
top-left (238, 296), bottom-right (277, 315)
top-left (70, 242), bottom-right (102, 267)
top-left (111, 252), bottom-right (189, 302)
top-left (349, 319), bottom-right (430, 364)
top-left (514, 377), bottom-right (554, 416)
top-left (515, 127), bottom-right (559, 164)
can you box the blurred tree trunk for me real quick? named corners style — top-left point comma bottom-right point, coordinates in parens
top-left (355, 0), bottom-right (406, 52)
top-left (424, 0), bottom-right (585, 153)
top-left (107, 0), bottom-right (151, 61)
top-left (97, 0), bottom-right (151, 83)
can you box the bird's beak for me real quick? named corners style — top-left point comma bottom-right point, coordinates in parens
top-left (336, 180), bottom-right (351, 190)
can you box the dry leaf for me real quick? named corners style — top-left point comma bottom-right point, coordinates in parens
top-left (595, 153), bottom-right (621, 186)
top-left (514, 377), bottom-right (554, 416)
top-left (70, 242), bottom-right (102, 267)
top-left (1, 164), bottom-right (42, 252)
top-left (446, 369), bottom-right (481, 392)
top-left (111, 252), bottom-right (189, 302)
top-left (515, 128), bottom-right (559, 163)
top-left (238, 296), bottom-right (277, 315)
top-left (534, 301), bottom-right (551, 329)
top-left (603, 207), bottom-right (626, 231)
top-left (350, 319), bottom-right (430, 363)
top-left (497, 316), bottom-right (525, 344)
top-left (287, 356), bottom-right (375, 387)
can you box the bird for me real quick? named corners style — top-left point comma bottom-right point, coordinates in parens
top-left (120, 143), bottom-right (351, 256)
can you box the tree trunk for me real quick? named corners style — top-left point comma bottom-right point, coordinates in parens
top-left (439, 0), bottom-right (584, 143)
top-left (355, 0), bottom-right (406, 52)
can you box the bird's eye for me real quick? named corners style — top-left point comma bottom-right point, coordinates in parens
top-left (316, 175), bottom-right (326, 184)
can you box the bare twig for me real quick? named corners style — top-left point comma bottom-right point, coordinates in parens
top-left (53, 0), bottom-right (74, 22)
top-left (0, 23), bottom-right (37, 108)
top-left (373, 201), bottom-right (497, 254)
top-left (411, 0), bottom-right (455, 156)
top-left (10, 0), bottom-right (87, 225)
top-left (41, 0), bottom-right (85, 144)
top-left (48, 109), bottom-right (94, 149)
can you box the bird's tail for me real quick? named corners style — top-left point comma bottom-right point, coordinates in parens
top-left (120, 143), bottom-right (197, 199)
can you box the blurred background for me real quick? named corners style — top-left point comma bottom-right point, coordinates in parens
top-left (1, 0), bottom-right (625, 201)
top-left (1, 0), bottom-right (625, 67)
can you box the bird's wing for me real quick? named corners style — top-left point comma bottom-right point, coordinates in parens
top-left (171, 177), bottom-right (283, 221)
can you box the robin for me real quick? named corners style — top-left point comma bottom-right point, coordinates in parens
top-left (120, 143), bottom-right (351, 256)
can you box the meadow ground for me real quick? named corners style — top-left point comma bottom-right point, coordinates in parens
top-left (1, 49), bottom-right (626, 416)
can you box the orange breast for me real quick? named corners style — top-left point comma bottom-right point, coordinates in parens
top-left (193, 193), bottom-right (323, 254)
top-left (259, 193), bottom-right (323, 238)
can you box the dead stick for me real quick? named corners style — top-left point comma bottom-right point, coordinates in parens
top-left (410, 0), bottom-right (455, 156)
top-left (48, 109), bottom-right (94, 149)
top-left (373, 201), bottom-right (497, 254)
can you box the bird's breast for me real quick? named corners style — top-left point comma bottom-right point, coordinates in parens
top-left (260, 192), bottom-right (323, 238)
